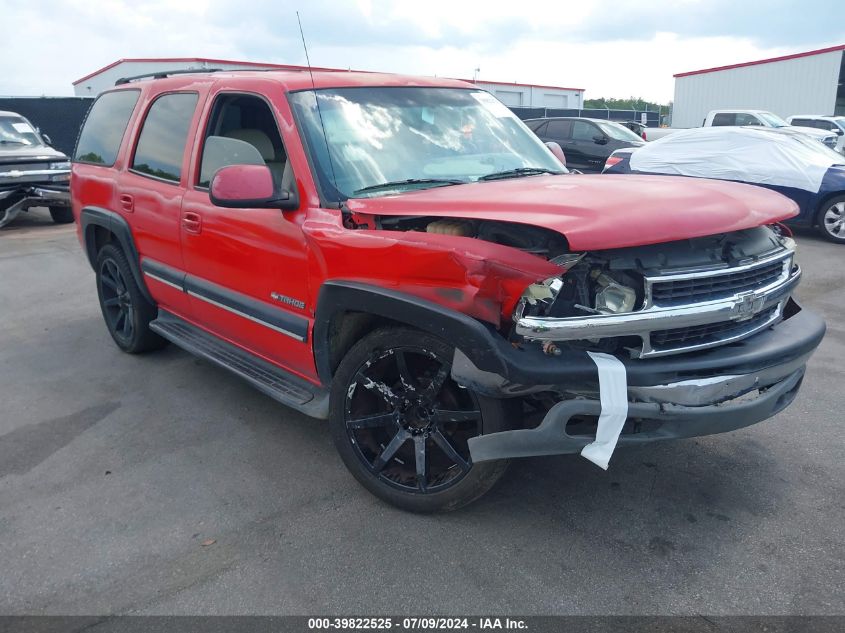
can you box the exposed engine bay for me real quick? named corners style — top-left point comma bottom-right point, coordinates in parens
top-left (375, 215), bottom-right (569, 259)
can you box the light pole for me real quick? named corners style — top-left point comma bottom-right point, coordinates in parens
top-left (473, 67), bottom-right (480, 82)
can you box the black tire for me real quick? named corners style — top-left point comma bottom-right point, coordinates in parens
top-left (329, 326), bottom-right (512, 512)
top-left (49, 206), bottom-right (74, 224)
top-left (95, 243), bottom-right (166, 353)
top-left (816, 195), bottom-right (845, 243)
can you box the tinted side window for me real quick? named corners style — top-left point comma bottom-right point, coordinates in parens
top-left (572, 120), bottom-right (596, 141)
top-left (131, 93), bottom-right (198, 182)
top-left (74, 90), bottom-right (140, 165)
top-left (525, 120), bottom-right (547, 133)
top-left (545, 120), bottom-right (571, 139)
top-left (791, 118), bottom-right (811, 127)
top-left (711, 113), bottom-right (736, 126)
top-left (735, 113), bottom-right (760, 126)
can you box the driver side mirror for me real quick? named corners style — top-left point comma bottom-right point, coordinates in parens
top-left (593, 135), bottom-right (608, 145)
top-left (210, 164), bottom-right (298, 210)
top-left (544, 141), bottom-right (566, 167)
top-left (42, 134), bottom-right (52, 145)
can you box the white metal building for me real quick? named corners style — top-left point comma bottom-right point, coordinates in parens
top-left (72, 58), bottom-right (584, 108)
top-left (468, 79), bottom-right (583, 109)
top-left (671, 44), bottom-right (845, 128)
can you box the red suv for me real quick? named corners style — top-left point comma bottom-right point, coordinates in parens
top-left (72, 69), bottom-right (824, 511)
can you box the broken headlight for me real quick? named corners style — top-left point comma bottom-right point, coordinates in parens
top-left (512, 253), bottom-right (583, 320)
top-left (592, 271), bottom-right (637, 314)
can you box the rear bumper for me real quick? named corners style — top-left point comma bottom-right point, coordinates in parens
top-left (453, 300), bottom-right (825, 461)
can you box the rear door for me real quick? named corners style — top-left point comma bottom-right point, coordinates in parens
top-left (569, 120), bottom-right (607, 172)
top-left (118, 90), bottom-right (204, 318)
top-left (541, 119), bottom-right (580, 168)
top-left (179, 89), bottom-right (316, 381)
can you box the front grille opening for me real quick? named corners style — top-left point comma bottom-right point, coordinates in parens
top-left (651, 260), bottom-right (784, 304)
top-left (651, 306), bottom-right (778, 350)
top-left (564, 416), bottom-right (661, 437)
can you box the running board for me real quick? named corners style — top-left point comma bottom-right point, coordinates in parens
top-left (150, 311), bottom-right (328, 419)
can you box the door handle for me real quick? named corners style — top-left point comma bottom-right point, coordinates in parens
top-left (119, 194), bottom-right (134, 213)
top-left (182, 211), bottom-right (202, 234)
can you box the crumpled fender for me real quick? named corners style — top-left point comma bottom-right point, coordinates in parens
top-left (304, 221), bottom-right (561, 327)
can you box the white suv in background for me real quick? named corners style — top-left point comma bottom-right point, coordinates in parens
top-left (703, 110), bottom-right (839, 151)
top-left (787, 115), bottom-right (845, 155)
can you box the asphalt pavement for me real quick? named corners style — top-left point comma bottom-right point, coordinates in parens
top-left (1, 208), bottom-right (843, 615)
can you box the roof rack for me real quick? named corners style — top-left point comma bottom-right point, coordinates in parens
top-left (114, 68), bottom-right (224, 86)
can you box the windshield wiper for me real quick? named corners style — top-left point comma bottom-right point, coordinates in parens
top-left (353, 178), bottom-right (465, 195)
top-left (478, 167), bottom-right (562, 181)
top-left (0, 139), bottom-right (27, 145)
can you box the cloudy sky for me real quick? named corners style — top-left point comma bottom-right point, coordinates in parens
top-left (1, 0), bottom-right (843, 102)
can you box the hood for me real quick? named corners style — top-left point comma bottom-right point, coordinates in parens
top-left (0, 144), bottom-right (67, 164)
top-left (346, 174), bottom-right (798, 251)
top-left (786, 125), bottom-right (834, 140)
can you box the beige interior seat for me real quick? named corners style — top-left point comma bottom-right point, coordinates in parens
top-left (224, 128), bottom-right (285, 187)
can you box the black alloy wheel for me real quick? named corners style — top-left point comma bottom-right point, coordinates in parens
top-left (329, 327), bottom-right (511, 512)
top-left (95, 243), bottom-right (166, 353)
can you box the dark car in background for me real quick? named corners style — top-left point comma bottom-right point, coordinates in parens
top-left (0, 110), bottom-right (72, 228)
top-left (524, 117), bottom-right (645, 172)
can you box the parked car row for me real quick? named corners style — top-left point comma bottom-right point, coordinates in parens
top-left (641, 110), bottom-right (843, 151)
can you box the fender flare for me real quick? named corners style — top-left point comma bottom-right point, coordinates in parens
top-left (312, 280), bottom-right (511, 384)
top-left (80, 206), bottom-right (153, 303)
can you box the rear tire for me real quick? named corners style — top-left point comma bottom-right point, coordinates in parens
top-left (816, 195), bottom-right (845, 243)
top-left (49, 206), bottom-right (74, 224)
top-left (95, 243), bottom-right (166, 353)
top-left (329, 326), bottom-right (512, 512)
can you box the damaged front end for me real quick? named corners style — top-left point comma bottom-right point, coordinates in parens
top-left (319, 211), bottom-right (824, 469)
top-left (447, 224), bottom-right (823, 467)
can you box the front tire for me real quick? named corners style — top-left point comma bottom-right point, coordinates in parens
top-left (816, 195), bottom-right (845, 243)
top-left (95, 244), bottom-right (166, 353)
top-left (329, 327), bottom-right (512, 512)
top-left (49, 206), bottom-right (74, 224)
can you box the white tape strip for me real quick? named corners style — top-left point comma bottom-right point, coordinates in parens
top-left (581, 351), bottom-right (629, 470)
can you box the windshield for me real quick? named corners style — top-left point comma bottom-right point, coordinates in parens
top-left (290, 87), bottom-right (566, 200)
top-left (757, 112), bottom-right (789, 127)
top-left (595, 120), bottom-right (644, 143)
top-left (0, 115), bottom-right (44, 146)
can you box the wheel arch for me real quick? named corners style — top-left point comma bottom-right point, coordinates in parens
top-left (80, 206), bottom-right (153, 304)
top-left (313, 281), bottom-right (510, 385)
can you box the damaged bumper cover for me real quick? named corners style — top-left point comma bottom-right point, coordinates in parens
top-left (453, 299), bottom-right (825, 462)
top-left (0, 184), bottom-right (70, 227)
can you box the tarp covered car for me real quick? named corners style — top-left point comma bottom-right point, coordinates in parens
top-left (603, 126), bottom-right (845, 243)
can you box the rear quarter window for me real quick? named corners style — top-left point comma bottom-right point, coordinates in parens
top-left (74, 90), bottom-right (140, 165)
top-left (131, 92), bottom-right (198, 183)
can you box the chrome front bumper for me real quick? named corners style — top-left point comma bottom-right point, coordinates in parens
top-left (516, 249), bottom-right (799, 358)
top-left (0, 185), bottom-right (70, 228)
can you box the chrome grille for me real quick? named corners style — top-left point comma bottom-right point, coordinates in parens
top-left (650, 306), bottom-right (779, 349)
top-left (0, 163), bottom-right (49, 173)
top-left (516, 244), bottom-right (799, 360)
top-left (650, 260), bottom-right (785, 304)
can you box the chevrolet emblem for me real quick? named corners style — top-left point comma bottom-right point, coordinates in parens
top-left (734, 291), bottom-right (764, 320)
